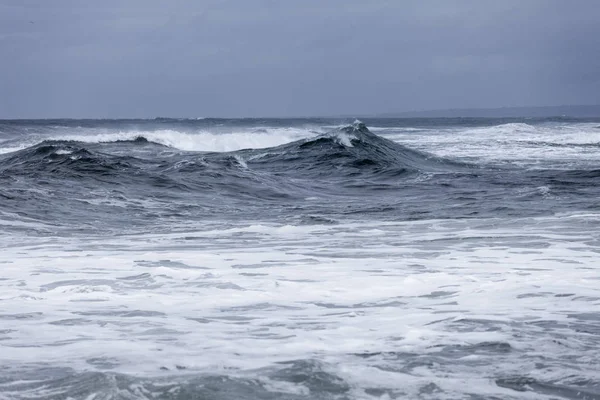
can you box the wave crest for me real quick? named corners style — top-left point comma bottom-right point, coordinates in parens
top-left (36, 128), bottom-right (316, 153)
top-left (244, 121), bottom-right (468, 177)
top-left (0, 141), bottom-right (137, 178)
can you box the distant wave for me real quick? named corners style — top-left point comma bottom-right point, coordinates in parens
top-left (0, 128), bottom-right (318, 155)
top-left (463, 122), bottom-right (539, 136)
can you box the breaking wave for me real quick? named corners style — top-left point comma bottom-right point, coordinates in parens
top-left (243, 121), bottom-right (469, 177)
top-left (0, 128), bottom-right (318, 154)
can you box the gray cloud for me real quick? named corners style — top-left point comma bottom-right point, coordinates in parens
top-left (1, 0), bottom-right (599, 118)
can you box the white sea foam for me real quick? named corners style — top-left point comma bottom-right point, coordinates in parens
top-left (233, 154), bottom-right (248, 168)
top-left (54, 149), bottom-right (73, 155)
top-left (1, 214), bottom-right (598, 396)
top-left (384, 122), bottom-right (600, 168)
top-left (326, 131), bottom-right (356, 147)
top-left (0, 144), bottom-right (29, 155)
top-left (59, 128), bottom-right (317, 152)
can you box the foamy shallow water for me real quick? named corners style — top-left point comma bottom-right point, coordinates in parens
top-left (1, 214), bottom-right (599, 399)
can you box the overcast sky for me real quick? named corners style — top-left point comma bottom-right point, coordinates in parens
top-left (1, 0), bottom-right (599, 118)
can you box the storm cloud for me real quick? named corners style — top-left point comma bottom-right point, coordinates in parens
top-left (1, 0), bottom-right (599, 118)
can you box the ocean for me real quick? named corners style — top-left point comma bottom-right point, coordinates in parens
top-left (0, 117), bottom-right (599, 399)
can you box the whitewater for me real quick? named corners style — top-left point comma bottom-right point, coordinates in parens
top-left (0, 118), bottom-right (599, 400)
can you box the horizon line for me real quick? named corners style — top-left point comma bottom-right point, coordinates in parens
top-left (1, 104), bottom-right (600, 120)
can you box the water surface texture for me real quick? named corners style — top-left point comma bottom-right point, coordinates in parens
top-left (1, 118), bottom-right (599, 399)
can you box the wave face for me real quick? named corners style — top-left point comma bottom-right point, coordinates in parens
top-left (1, 117), bottom-right (600, 400)
top-left (243, 121), bottom-right (469, 178)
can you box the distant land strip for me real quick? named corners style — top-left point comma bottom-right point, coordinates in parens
top-left (376, 105), bottom-right (600, 118)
